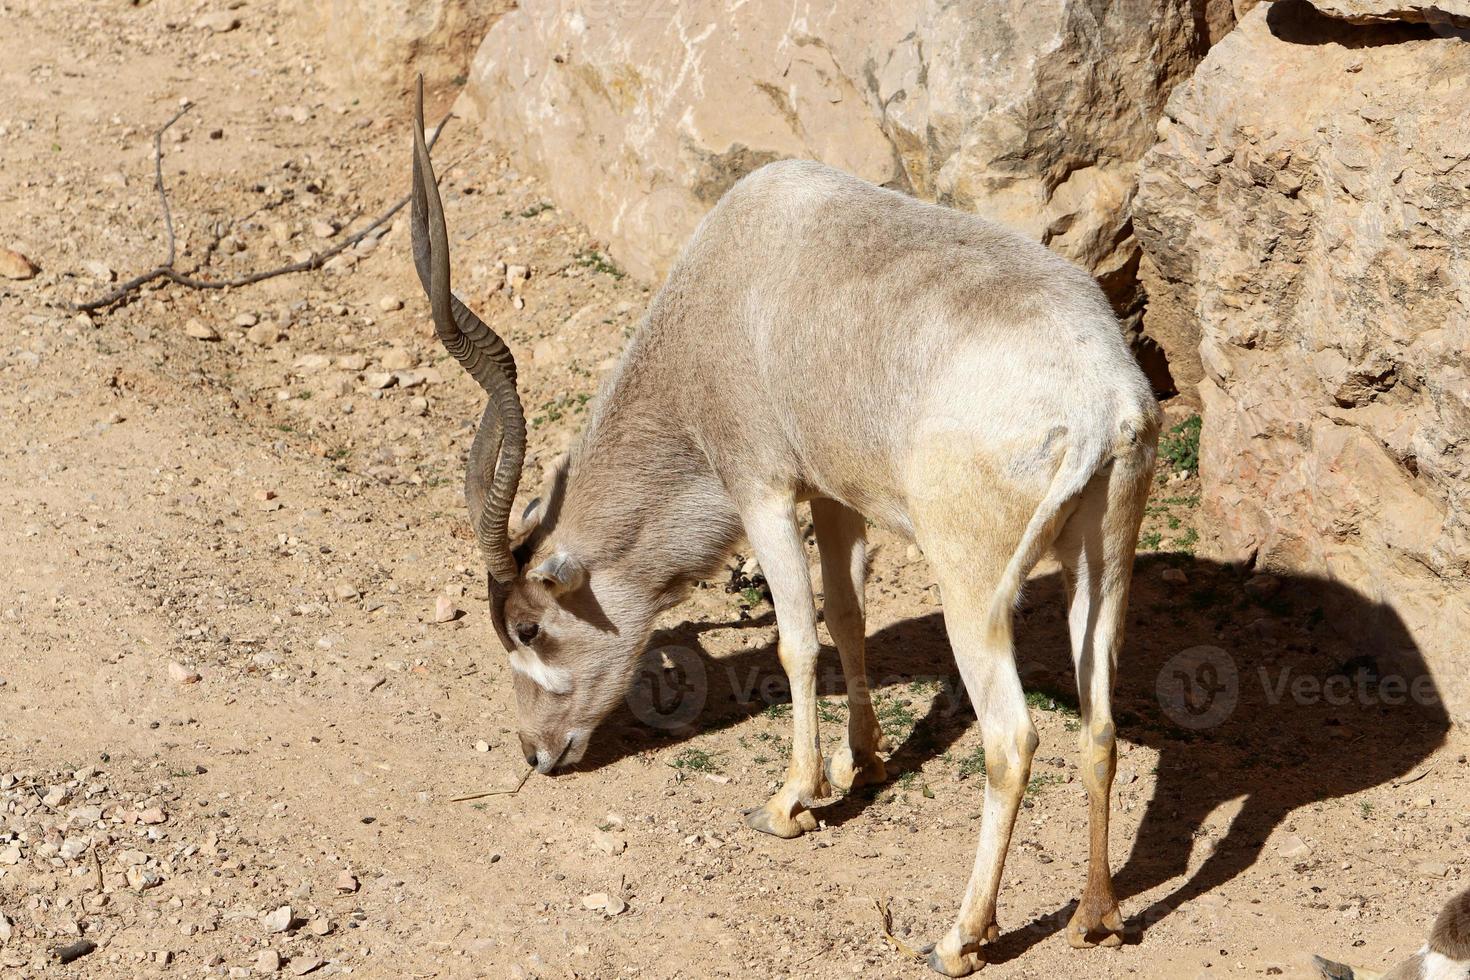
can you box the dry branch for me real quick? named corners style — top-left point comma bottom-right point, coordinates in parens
top-left (70, 106), bottom-right (452, 314)
top-left (449, 764), bottom-right (534, 803)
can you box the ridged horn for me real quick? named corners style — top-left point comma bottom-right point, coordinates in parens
top-left (410, 76), bottom-right (527, 613)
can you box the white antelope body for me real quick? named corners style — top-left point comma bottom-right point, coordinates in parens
top-left (411, 79), bottom-right (1159, 974)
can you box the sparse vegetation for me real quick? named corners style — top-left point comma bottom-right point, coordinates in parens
top-left (957, 744), bottom-right (987, 779)
top-left (531, 391), bottom-right (592, 428)
top-left (576, 249), bottom-right (626, 279)
top-left (668, 748), bottom-right (721, 773)
top-left (1160, 414), bottom-right (1202, 475)
top-left (1027, 772), bottom-right (1064, 795)
top-left (876, 693), bottom-right (918, 743)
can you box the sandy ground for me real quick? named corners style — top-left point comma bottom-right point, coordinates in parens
top-left (1, 1), bottom-right (1467, 977)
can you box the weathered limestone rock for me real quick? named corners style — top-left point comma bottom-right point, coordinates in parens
top-left (1308, 0), bottom-right (1470, 28)
top-left (462, 0), bottom-right (1213, 332)
top-left (288, 0), bottom-right (512, 100)
top-left (1134, 0), bottom-right (1470, 718)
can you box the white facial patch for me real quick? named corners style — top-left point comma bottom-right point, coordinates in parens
top-left (1423, 950), bottom-right (1470, 980)
top-left (510, 649), bottom-right (572, 695)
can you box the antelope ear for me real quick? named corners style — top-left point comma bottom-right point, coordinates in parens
top-left (512, 453), bottom-right (570, 543)
top-left (527, 552), bottom-right (586, 595)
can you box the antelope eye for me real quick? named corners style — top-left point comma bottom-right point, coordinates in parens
top-left (514, 622), bottom-right (540, 645)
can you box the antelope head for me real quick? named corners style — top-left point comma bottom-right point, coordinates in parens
top-left (409, 79), bottom-right (658, 773)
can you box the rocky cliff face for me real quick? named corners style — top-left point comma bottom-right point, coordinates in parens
top-left (460, 0), bottom-right (1213, 353)
top-left (288, 0), bottom-right (512, 100)
top-left (1134, 0), bottom-right (1470, 716)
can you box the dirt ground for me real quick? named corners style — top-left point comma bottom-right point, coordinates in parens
top-left (1, 1), bottom-right (1467, 977)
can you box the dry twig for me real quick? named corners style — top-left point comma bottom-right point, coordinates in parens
top-left (875, 898), bottom-right (925, 961)
top-left (70, 105), bottom-right (452, 313)
top-left (450, 764), bottom-right (534, 803)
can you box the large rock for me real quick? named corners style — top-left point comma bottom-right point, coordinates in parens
top-left (461, 0), bottom-right (1214, 331)
top-left (1308, 0), bottom-right (1470, 28)
top-left (1134, 0), bottom-right (1470, 719)
top-left (288, 0), bottom-right (512, 100)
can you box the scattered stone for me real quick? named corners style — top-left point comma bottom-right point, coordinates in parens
top-left (290, 956), bottom-right (324, 976)
top-left (54, 940), bottom-right (96, 965)
top-left (0, 912), bottom-right (11, 943)
top-left (591, 829), bottom-right (627, 856)
top-left (127, 865), bottom-right (162, 891)
top-left (581, 892), bottom-right (610, 911)
top-left (336, 353), bottom-right (368, 371)
top-left (605, 894), bottom-right (627, 916)
top-left (0, 845), bottom-right (21, 865)
top-left (306, 917), bottom-right (332, 937)
top-left (0, 247), bottom-right (38, 280)
top-left (380, 348), bottom-right (417, 370)
top-left (434, 595), bottom-right (460, 624)
top-left (195, 11), bottom-right (241, 32)
top-left (1412, 795), bottom-right (1434, 809)
top-left (378, 295), bottom-right (404, 312)
top-left (505, 264), bottom-right (530, 285)
top-left (275, 105), bottom-right (312, 124)
top-left (333, 582), bottom-right (360, 600)
top-left (262, 905), bottom-right (293, 934)
top-left (363, 372), bottom-right (396, 390)
top-left (474, 740), bottom-right (491, 753)
top-left (81, 259), bottom-right (113, 281)
top-left (255, 948), bottom-right (282, 973)
top-left (247, 322), bottom-right (280, 346)
top-left (334, 871), bottom-right (359, 894)
top-left (1276, 834), bottom-right (1311, 861)
top-left (184, 318), bottom-right (220, 340)
top-left (168, 662), bottom-right (202, 685)
top-left (42, 785), bottom-right (68, 807)
top-left (1160, 567), bottom-right (1188, 586)
top-left (311, 220), bottom-right (337, 239)
top-left (59, 837), bottom-right (89, 861)
top-left (1244, 573), bottom-right (1281, 599)
top-left (234, 312), bottom-right (259, 327)
top-left (137, 806), bottom-right (167, 825)
top-left (294, 354), bottom-right (333, 373)
top-left (1416, 860), bottom-right (1450, 879)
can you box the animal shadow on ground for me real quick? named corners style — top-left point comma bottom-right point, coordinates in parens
top-left (578, 554), bottom-right (1449, 954)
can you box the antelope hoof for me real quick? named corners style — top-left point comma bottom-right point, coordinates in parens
top-left (924, 933), bottom-right (986, 977)
top-left (744, 799), bottom-right (818, 839)
top-left (824, 748), bottom-right (888, 794)
top-left (1066, 904), bottom-right (1124, 949)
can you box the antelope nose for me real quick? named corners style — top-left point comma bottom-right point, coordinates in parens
top-left (518, 733), bottom-right (538, 768)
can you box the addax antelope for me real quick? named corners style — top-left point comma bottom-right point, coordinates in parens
top-left (409, 78), bottom-right (1159, 974)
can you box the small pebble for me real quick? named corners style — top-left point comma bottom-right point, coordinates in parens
top-left (184, 319), bottom-right (220, 340)
top-left (434, 595), bottom-right (459, 624)
top-left (262, 905), bottom-right (292, 934)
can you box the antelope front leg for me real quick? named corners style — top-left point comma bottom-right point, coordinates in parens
top-left (742, 497), bottom-right (828, 839)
